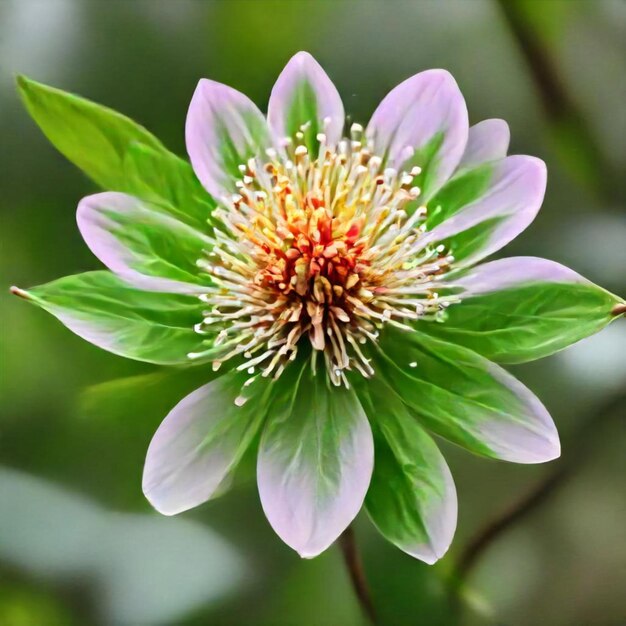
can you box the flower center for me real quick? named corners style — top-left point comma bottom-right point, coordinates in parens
top-left (190, 123), bottom-right (458, 390)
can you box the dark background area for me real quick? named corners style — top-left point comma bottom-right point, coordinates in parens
top-left (1, 1), bottom-right (625, 624)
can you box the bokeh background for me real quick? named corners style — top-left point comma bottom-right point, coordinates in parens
top-left (1, 1), bottom-right (625, 625)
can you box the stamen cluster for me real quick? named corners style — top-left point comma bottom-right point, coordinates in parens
top-left (190, 123), bottom-right (457, 389)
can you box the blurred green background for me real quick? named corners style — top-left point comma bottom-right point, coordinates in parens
top-left (1, 1), bottom-right (625, 624)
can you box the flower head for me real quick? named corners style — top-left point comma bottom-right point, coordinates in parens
top-left (192, 119), bottom-right (456, 387)
top-left (14, 53), bottom-right (624, 562)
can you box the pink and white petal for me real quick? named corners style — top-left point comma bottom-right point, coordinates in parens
top-left (143, 371), bottom-right (266, 516)
top-left (458, 119), bottom-right (510, 170)
top-left (257, 367), bottom-right (374, 558)
top-left (377, 329), bottom-right (561, 465)
top-left (366, 69), bottom-right (469, 198)
top-left (77, 192), bottom-right (210, 293)
top-left (361, 377), bottom-right (457, 564)
top-left (422, 155), bottom-right (547, 266)
top-left (268, 51), bottom-right (344, 147)
top-left (454, 256), bottom-right (589, 296)
top-left (185, 79), bottom-right (270, 200)
top-left (481, 362), bottom-right (560, 463)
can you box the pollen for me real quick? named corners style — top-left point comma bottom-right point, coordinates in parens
top-left (189, 122), bottom-right (458, 388)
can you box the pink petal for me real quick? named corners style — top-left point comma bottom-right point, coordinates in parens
top-left (185, 79), bottom-right (269, 200)
top-left (481, 362), bottom-right (560, 463)
top-left (257, 377), bottom-right (374, 558)
top-left (366, 69), bottom-right (469, 198)
top-left (454, 256), bottom-right (589, 296)
top-left (422, 155), bottom-right (547, 265)
top-left (268, 51), bottom-right (344, 147)
top-left (403, 454), bottom-right (457, 564)
top-left (143, 373), bottom-right (264, 515)
top-left (458, 119), bottom-right (510, 170)
top-left (77, 192), bottom-right (210, 293)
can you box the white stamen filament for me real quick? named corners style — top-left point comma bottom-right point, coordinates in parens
top-left (190, 121), bottom-right (458, 389)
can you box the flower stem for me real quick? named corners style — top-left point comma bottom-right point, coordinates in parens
top-left (339, 525), bottom-right (378, 625)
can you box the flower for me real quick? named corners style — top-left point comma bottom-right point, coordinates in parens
top-left (13, 52), bottom-right (624, 562)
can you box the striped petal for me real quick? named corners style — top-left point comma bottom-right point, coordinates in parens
top-left (359, 376), bottom-right (457, 564)
top-left (366, 69), bottom-right (469, 199)
top-left (77, 192), bottom-right (211, 293)
top-left (257, 363), bottom-right (374, 558)
top-left (422, 155), bottom-right (547, 267)
top-left (268, 51), bottom-right (344, 152)
top-left (455, 256), bottom-right (588, 295)
top-left (375, 328), bottom-right (560, 464)
top-left (11, 271), bottom-right (206, 365)
top-left (143, 371), bottom-right (268, 515)
top-left (419, 257), bottom-right (622, 364)
top-left (186, 79), bottom-right (270, 201)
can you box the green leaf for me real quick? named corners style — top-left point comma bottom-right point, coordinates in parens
top-left (355, 375), bottom-right (456, 564)
top-left (373, 328), bottom-right (560, 463)
top-left (420, 281), bottom-right (621, 364)
top-left (123, 143), bottom-right (216, 233)
top-left (12, 271), bottom-right (208, 365)
top-left (17, 74), bottom-right (166, 190)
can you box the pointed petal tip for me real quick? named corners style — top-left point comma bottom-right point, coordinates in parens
top-left (296, 547), bottom-right (324, 560)
top-left (400, 536), bottom-right (453, 565)
top-left (268, 49), bottom-right (344, 147)
top-left (413, 549), bottom-right (439, 566)
top-left (498, 430), bottom-right (561, 465)
top-left (290, 50), bottom-right (316, 64)
top-left (142, 478), bottom-right (197, 517)
top-left (9, 285), bottom-right (29, 299)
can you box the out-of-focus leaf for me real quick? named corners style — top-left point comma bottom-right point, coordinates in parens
top-left (0, 467), bottom-right (246, 626)
top-left (17, 75), bottom-right (166, 190)
top-left (123, 143), bottom-right (216, 233)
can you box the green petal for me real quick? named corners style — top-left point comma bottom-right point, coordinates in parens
top-left (123, 143), bottom-right (216, 233)
top-left (267, 51), bottom-right (344, 155)
top-left (373, 328), bottom-right (560, 463)
top-left (77, 192), bottom-right (212, 292)
top-left (355, 376), bottom-right (457, 564)
top-left (426, 163), bottom-right (494, 228)
top-left (12, 271), bottom-right (208, 365)
top-left (17, 75), bottom-right (166, 190)
top-left (257, 361), bottom-right (374, 558)
top-left (421, 281), bottom-right (621, 364)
